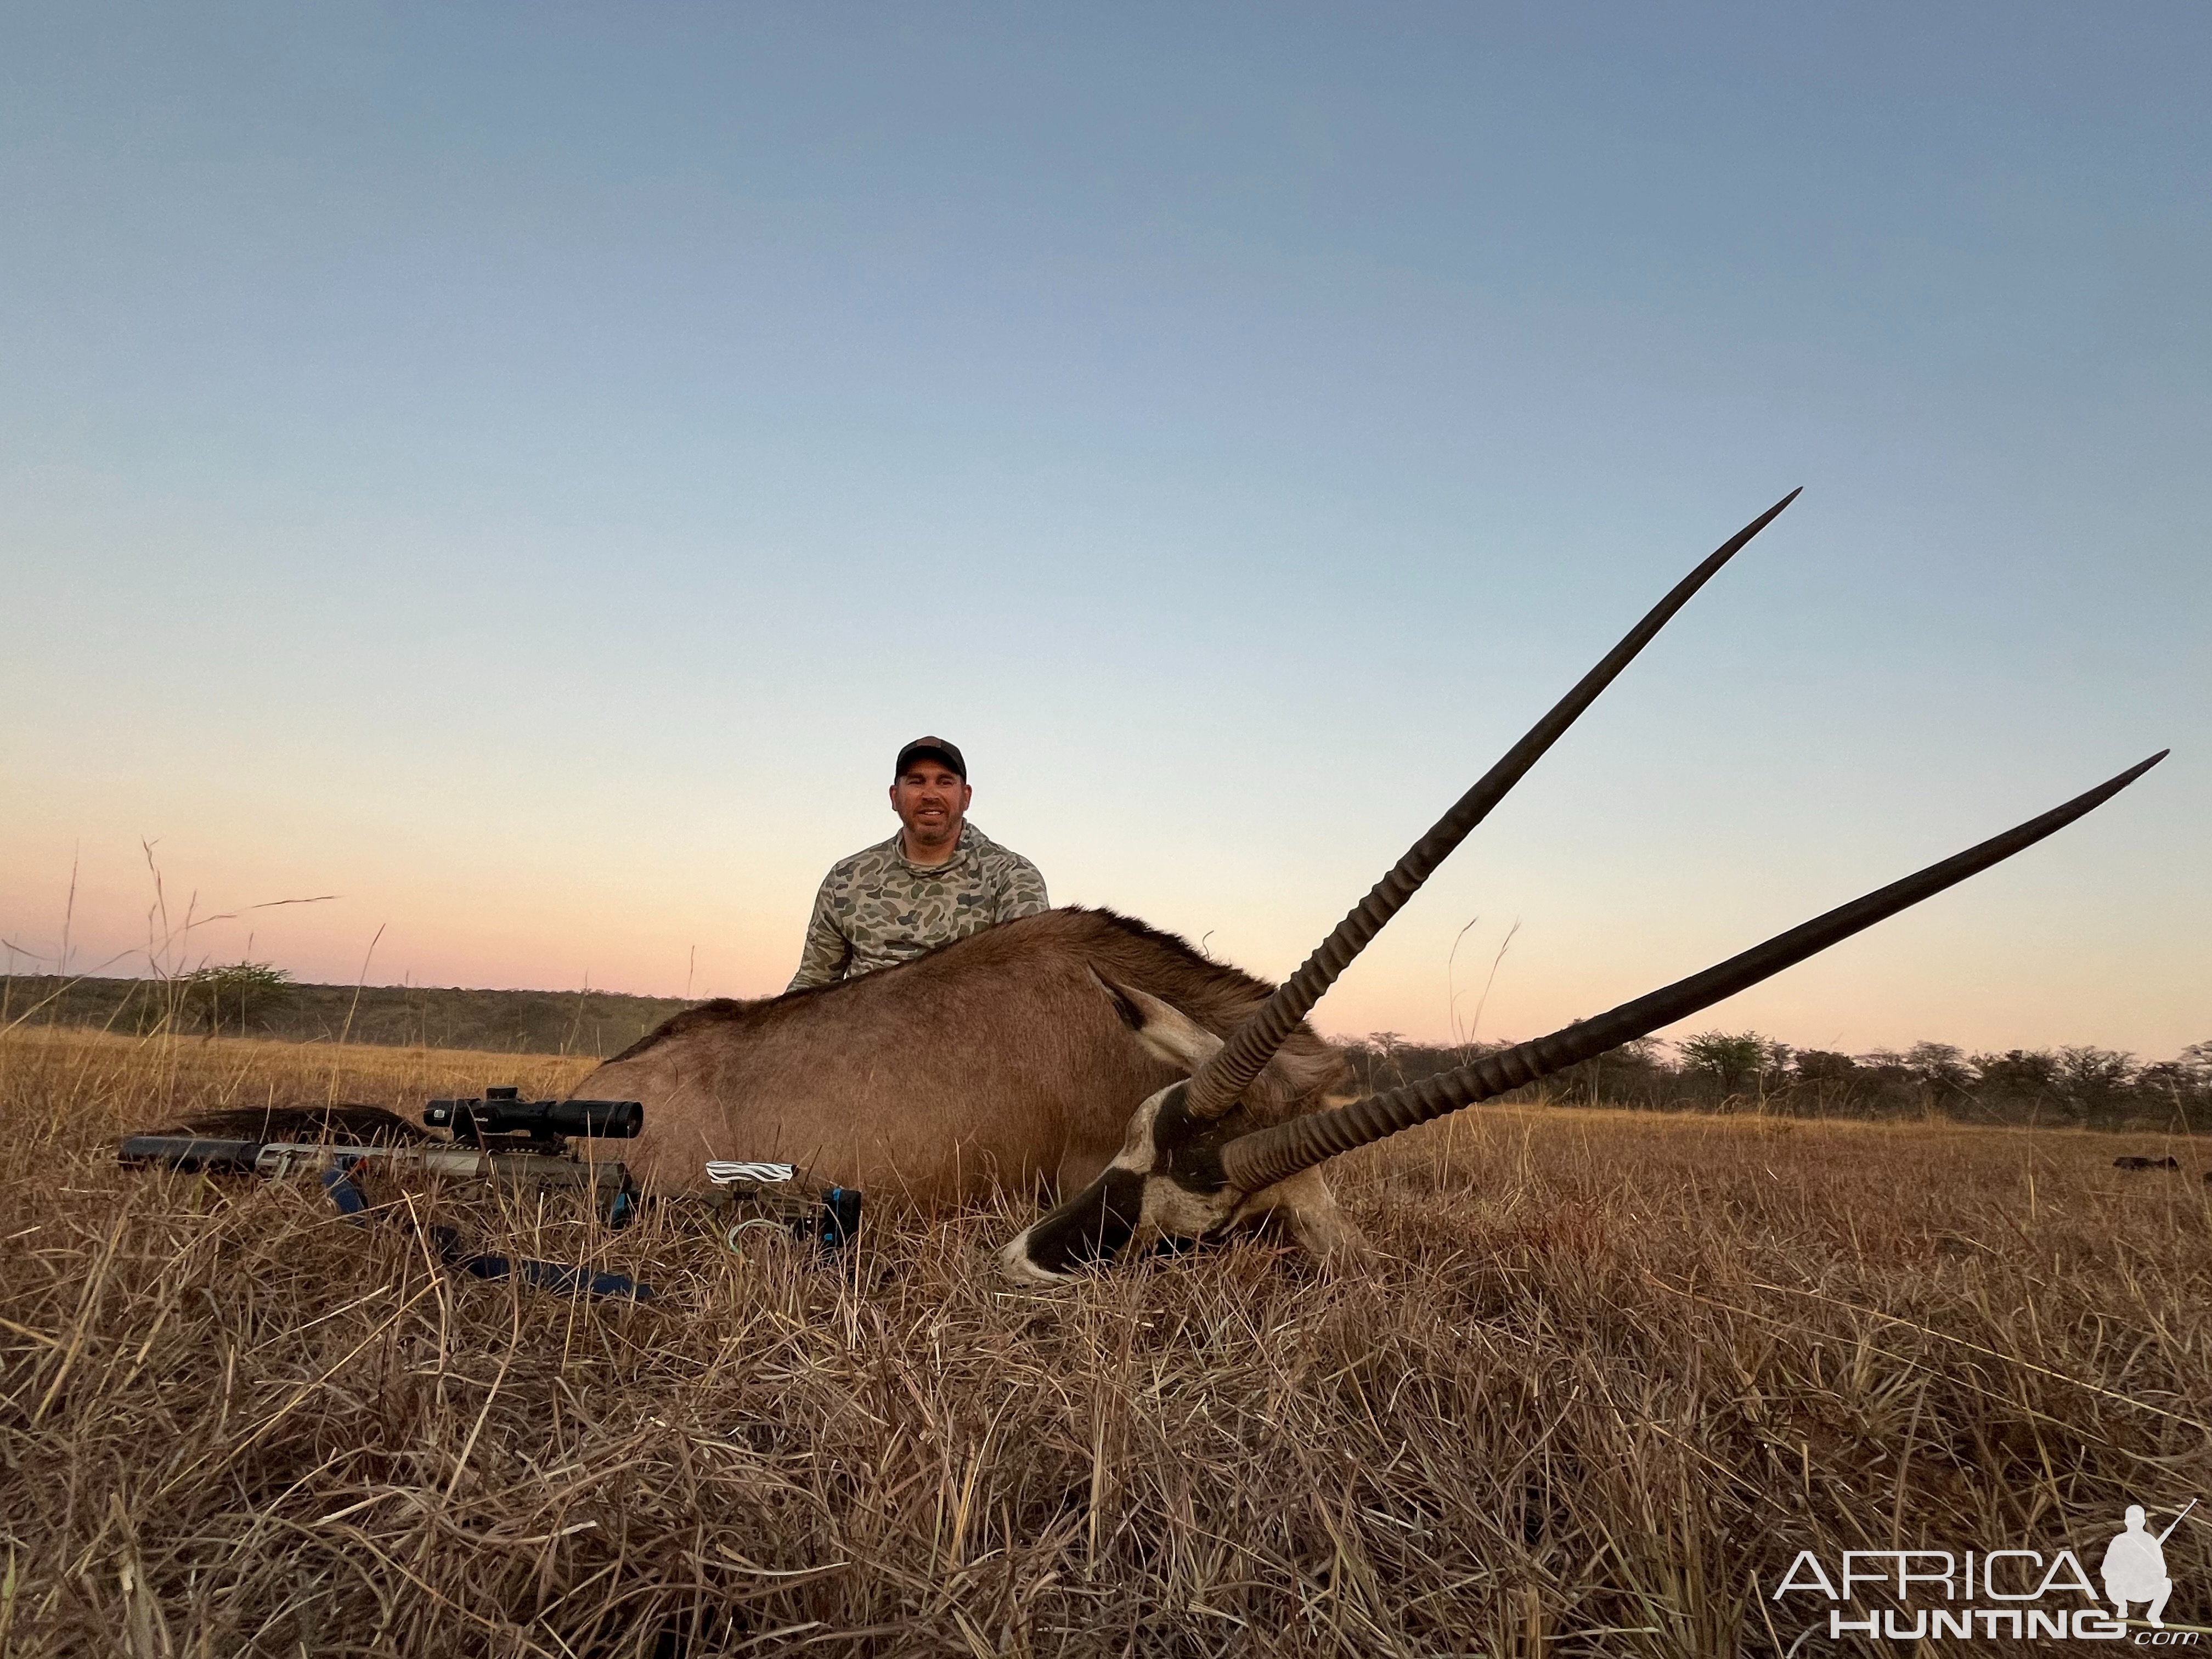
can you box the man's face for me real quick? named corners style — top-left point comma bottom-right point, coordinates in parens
top-left (890, 762), bottom-right (972, 853)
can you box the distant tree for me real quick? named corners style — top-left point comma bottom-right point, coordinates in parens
top-left (1790, 1049), bottom-right (1865, 1113)
top-left (1904, 1042), bottom-right (1974, 1097)
top-left (1793, 1050), bottom-right (1859, 1085)
top-left (1350, 1032), bottom-right (1409, 1090)
top-left (2143, 1043), bottom-right (2210, 1090)
top-left (2057, 1046), bottom-right (2136, 1130)
top-left (1972, 1049), bottom-right (2060, 1095)
top-left (1857, 1048), bottom-right (1911, 1081)
top-left (180, 962), bottom-right (296, 1037)
top-left (2136, 1046), bottom-right (2211, 1131)
top-left (1538, 1033), bottom-right (1673, 1110)
top-left (2136, 1059), bottom-right (2203, 1104)
top-left (1679, 1030), bottom-right (1779, 1096)
top-left (1338, 1032), bottom-right (1488, 1094)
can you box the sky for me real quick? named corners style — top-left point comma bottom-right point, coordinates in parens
top-left (2, 3), bottom-right (2205, 1059)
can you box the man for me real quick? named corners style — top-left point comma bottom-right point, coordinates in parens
top-left (2101, 1505), bottom-right (2174, 1629)
top-left (787, 736), bottom-right (1049, 991)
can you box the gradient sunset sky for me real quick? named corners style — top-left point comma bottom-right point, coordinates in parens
top-left (4, 4), bottom-right (2205, 1058)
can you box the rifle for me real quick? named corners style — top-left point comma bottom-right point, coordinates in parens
top-left (121, 1087), bottom-right (645, 1226)
top-left (118, 1088), bottom-right (863, 1296)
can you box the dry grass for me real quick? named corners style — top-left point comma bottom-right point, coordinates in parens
top-left (3, 1025), bottom-right (2209, 1657)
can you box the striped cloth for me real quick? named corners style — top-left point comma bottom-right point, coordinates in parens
top-left (705, 1160), bottom-right (796, 1186)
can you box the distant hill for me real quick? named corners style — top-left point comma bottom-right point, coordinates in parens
top-left (0, 974), bottom-right (698, 1058)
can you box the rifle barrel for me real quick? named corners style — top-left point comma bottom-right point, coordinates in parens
top-left (2158, 1497), bottom-right (2198, 1544)
top-left (119, 1135), bottom-right (263, 1172)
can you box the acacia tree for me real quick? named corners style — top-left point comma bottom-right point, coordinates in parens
top-left (180, 962), bottom-right (296, 1038)
top-left (1903, 1042), bottom-right (1974, 1097)
top-left (1678, 1031), bottom-right (1781, 1098)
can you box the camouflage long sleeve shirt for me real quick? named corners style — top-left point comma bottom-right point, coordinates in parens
top-left (787, 822), bottom-right (1049, 990)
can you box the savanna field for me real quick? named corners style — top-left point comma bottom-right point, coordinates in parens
top-left (3, 1026), bottom-right (2208, 1657)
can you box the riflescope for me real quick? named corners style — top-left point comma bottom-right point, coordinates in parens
top-left (425, 1086), bottom-right (644, 1143)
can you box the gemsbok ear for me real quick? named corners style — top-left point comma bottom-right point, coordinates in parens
top-left (1088, 969), bottom-right (1224, 1075)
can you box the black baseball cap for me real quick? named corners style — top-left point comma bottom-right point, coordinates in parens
top-left (894, 736), bottom-right (967, 780)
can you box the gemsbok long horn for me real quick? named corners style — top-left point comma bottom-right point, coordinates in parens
top-left (1003, 752), bottom-right (2165, 1282)
top-left (1182, 487), bottom-right (1802, 1120)
top-left (1222, 750), bottom-right (2169, 1188)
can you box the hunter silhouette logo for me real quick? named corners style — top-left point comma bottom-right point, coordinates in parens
top-left (2104, 1500), bottom-right (2193, 1630)
top-left (1772, 1499), bottom-right (2200, 1644)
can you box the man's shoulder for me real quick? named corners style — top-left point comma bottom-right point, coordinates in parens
top-left (963, 825), bottom-right (1044, 884)
top-left (823, 834), bottom-right (905, 885)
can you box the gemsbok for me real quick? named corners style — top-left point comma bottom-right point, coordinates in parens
top-left (566, 489), bottom-right (2163, 1279)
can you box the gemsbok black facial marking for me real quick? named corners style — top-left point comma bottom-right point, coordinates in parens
top-left (1002, 1082), bottom-right (1252, 1282)
top-left (1013, 1167), bottom-right (1148, 1279)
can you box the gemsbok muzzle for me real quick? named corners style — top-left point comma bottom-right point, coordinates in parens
top-left (1002, 490), bottom-right (2166, 1283)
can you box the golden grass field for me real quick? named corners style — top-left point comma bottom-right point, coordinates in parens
top-left (4, 1024), bottom-right (2209, 1657)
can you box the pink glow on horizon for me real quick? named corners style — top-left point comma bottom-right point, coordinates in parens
top-left (5, 823), bottom-right (2200, 1062)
